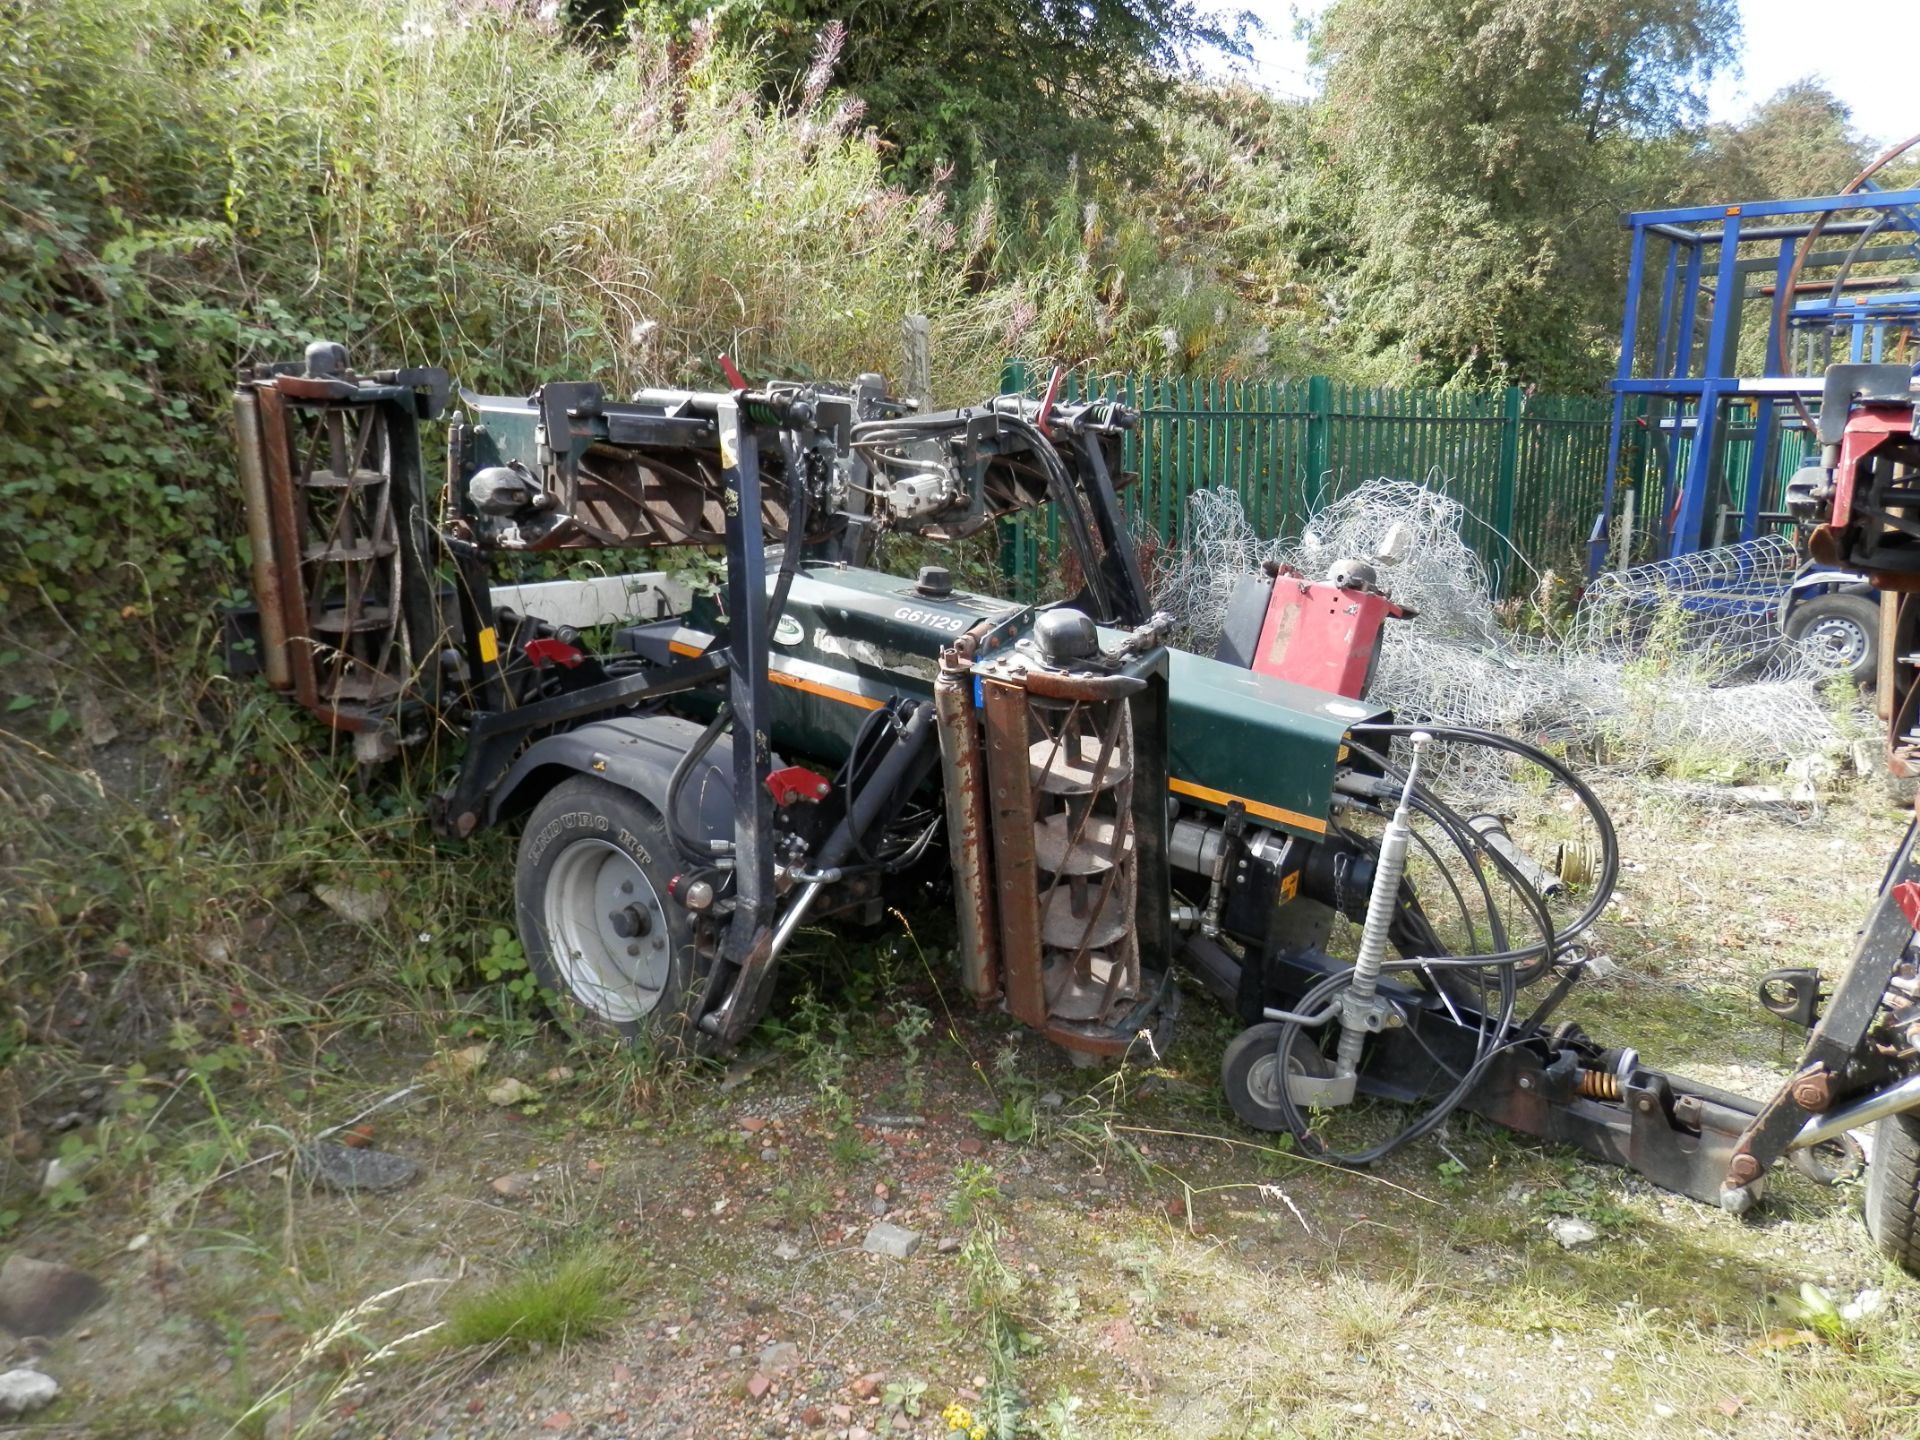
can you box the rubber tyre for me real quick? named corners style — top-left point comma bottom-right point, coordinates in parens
top-left (515, 775), bottom-right (709, 1050)
top-left (1865, 1111), bottom-right (1920, 1276)
top-left (1785, 593), bottom-right (1879, 684)
top-left (1221, 1021), bottom-right (1333, 1133)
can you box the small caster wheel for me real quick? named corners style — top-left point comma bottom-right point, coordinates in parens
top-left (1221, 1021), bottom-right (1333, 1132)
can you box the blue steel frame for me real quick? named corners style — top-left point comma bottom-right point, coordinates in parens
top-left (1594, 188), bottom-right (1920, 573)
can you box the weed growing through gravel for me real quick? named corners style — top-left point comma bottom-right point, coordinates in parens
top-left (442, 1246), bottom-right (630, 1351)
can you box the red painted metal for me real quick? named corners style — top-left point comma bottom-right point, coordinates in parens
top-left (1830, 405), bottom-right (1910, 528)
top-left (765, 765), bottom-right (831, 807)
top-left (1034, 364), bottom-right (1066, 437)
top-left (522, 637), bottom-right (585, 668)
top-left (1893, 879), bottom-right (1920, 931)
top-left (1247, 576), bottom-right (1402, 700)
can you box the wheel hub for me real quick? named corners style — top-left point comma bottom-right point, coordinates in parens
top-left (1806, 615), bottom-right (1867, 669)
top-left (543, 840), bottom-right (670, 1023)
top-left (608, 904), bottom-right (653, 940)
top-left (1246, 1030), bottom-right (1336, 1109)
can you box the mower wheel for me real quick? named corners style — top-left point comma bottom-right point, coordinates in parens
top-left (1221, 1021), bottom-right (1334, 1133)
top-left (515, 775), bottom-right (710, 1050)
top-left (1866, 1111), bottom-right (1920, 1275)
top-left (1785, 593), bottom-right (1879, 683)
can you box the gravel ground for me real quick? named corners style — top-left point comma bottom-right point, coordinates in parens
top-left (6, 776), bottom-right (1919, 1439)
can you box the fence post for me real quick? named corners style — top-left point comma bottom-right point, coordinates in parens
top-left (998, 360), bottom-right (1028, 589)
top-left (1304, 374), bottom-right (1331, 512)
top-left (1493, 385), bottom-right (1524, 597)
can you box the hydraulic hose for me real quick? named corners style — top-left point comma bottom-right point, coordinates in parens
top-left (1260, 721), bottom-right (1609, 1164)
top-left (1349, 721), bottom-right (1620, 957)
top-left (665, 701), bottom-right (733, 868)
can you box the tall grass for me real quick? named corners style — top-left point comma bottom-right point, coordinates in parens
top-left (0, 0), bottom-right (1341, 1085)
top-left (3, 0), bottom-right (1328, 644)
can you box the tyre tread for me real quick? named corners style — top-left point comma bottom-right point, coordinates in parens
top-left (1867, 1112), bottom-right (1920, 1273)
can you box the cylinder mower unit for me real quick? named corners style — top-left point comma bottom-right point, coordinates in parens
top-left (939, 608), bottom-right (1176, 1056)
top-left (231, 343), bottom-right (451, 761)
top-left (224, 343), bottom-right (1920, 1277)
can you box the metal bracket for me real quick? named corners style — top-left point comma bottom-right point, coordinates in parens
top-left (1757, 967), bottom-right (1823, 1029)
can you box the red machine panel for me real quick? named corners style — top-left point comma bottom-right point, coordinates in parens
top-left (1251, 576), bottom-right (1401, 700)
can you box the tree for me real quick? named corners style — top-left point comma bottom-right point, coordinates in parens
top-left (1311, 0), bottom-right (1740, 389)
top-left (1691, 80), bottom-right (1871, 200)
top-left (629, 0), bottom-right (1254, 195)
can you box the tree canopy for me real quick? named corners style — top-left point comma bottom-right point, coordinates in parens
top-left (630, 0), bottom-right (1255, 193)
top-left (1308, 0), bottom-right (1742, 389)
top-left (1691, 79), bottom-right (1873, 198)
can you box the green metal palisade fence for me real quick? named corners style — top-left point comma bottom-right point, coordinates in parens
top-left (998, 361), bottom-right (1616, 601)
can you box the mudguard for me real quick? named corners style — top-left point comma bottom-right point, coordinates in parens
top-left (487, 714), bottom-right (743, 847)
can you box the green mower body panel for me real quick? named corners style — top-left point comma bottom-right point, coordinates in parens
top-left (640, 562), bottom-right (1375, 842)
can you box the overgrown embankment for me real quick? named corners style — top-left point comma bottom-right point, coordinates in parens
top-left (0, 0), bottom-right (1327, 1070)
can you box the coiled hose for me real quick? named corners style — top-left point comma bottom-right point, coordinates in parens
top-left (1264, 720), bottom-right (1620, 1164)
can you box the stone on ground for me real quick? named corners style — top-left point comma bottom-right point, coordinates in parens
top-left (0, 1368), bottom-right (59, 1417)
top-left (298, 1142), bottom-right (420, 1193)
top-left (861, 1222), bottom-right (922, 1259)
top-left (0, 1256), bottom-right (103, 1337)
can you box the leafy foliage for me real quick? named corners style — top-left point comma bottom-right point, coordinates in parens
top-left (1690, 79), bottom-right (1873, 199)
top-left (1312, 0), bottom-right (1740, 389)
top-left (0, 0), bottom-right (1309, 651)
top-left (634, 0), bottom-right (1254, 194)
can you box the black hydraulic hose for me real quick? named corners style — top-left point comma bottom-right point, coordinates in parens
top-left (1260, 725), bottom-right (1594, 1165)
top-left (1408, 790), bottom-right (1510, 955)
top-left (665, 701), bottom-right (733, 868)
top-left (1341, 779), bottom-right (1539, 969)
top-left (1405, 821), bottom-right (1485, 959)
top-left (813, 701), bottom-right (941, 872)
top-left (1271, 955), bottom-right (1520, 1166)
top-left (1350, 721), bottom-right (1620, 955)
top-left (764, 446), bottom-right (811, 631)
top-left (839, 703), bottom-right (899, 864)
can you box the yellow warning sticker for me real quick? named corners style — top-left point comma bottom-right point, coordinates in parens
top-left (1279, 872), bottom-right (1300, 903)
top-left (477, 626), bottom-right (500, 664)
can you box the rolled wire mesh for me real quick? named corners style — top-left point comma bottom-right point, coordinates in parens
top-left (1147, 483), bottom-right (1845, 800)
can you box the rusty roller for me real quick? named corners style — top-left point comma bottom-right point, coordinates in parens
top-left (974, 610), bottom-right (1154, 1055)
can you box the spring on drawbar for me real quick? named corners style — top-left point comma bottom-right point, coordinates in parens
top-left (1577, 1068), bottom-right (1621, 1101)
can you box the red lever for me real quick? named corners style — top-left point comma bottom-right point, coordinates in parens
top-left (766, 766), bottom-right (832, 807)
top-left (1894, 879), bottom-right (1920, 930)
top-left (1035, 363), bottom-right (1066, 437)
top-left (718, 353), bottom-right (748, 390)
top-left (523, 637), bottom-right (585, 668)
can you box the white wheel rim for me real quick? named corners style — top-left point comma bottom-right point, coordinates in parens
top-left (541, 840), bottom-right (671, 1023)
top-left (1245, 1037), bottom-right (1326, 1111)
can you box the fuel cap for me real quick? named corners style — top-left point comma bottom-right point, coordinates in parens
top-left (915, 565), bottom-right (953, 597)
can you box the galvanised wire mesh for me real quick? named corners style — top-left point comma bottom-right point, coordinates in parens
top-left (1148, 484), bottom-right (1844, 798)
top-left (998, 362), bottom-right (1613, 602)
top-left (1571, 533), bottom-right (1802, 666)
